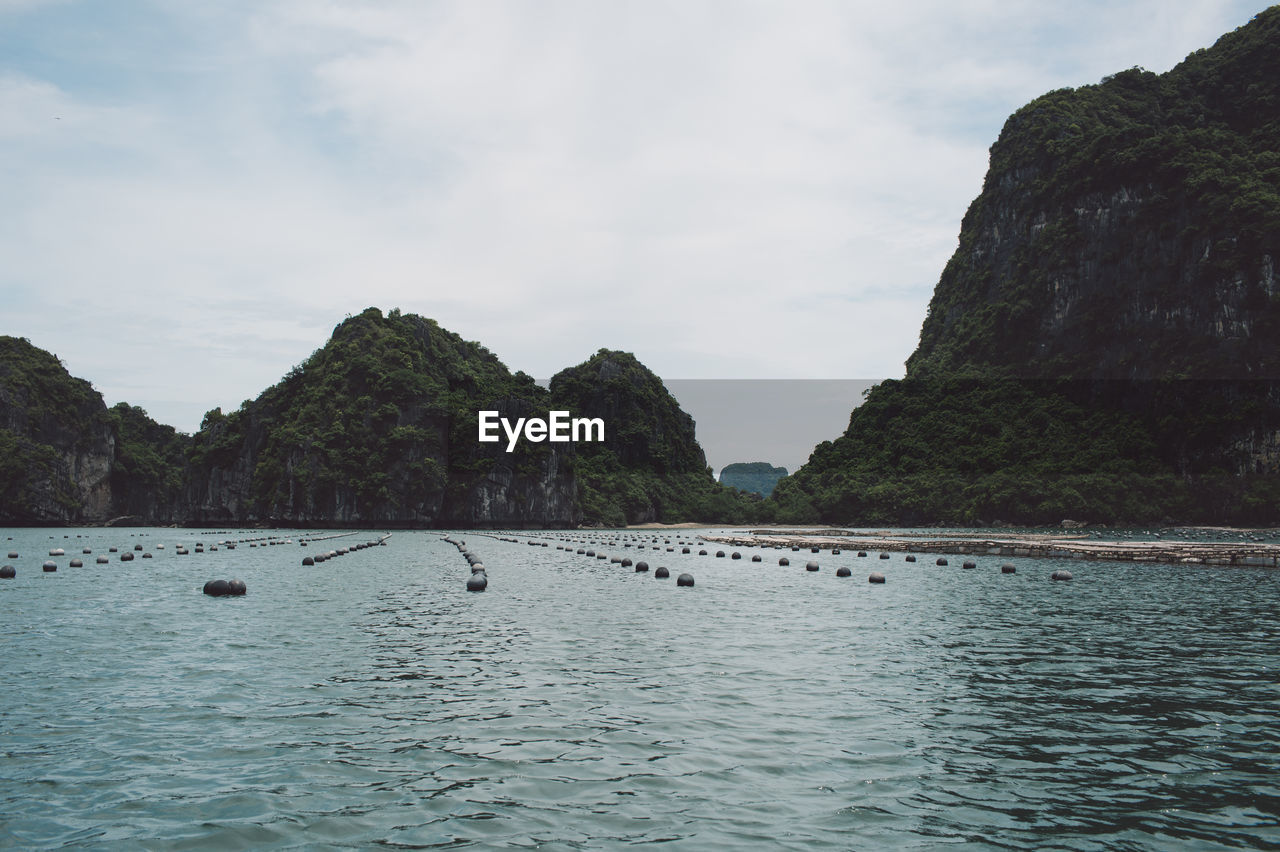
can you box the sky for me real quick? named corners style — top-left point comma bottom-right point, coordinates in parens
top-left (1, 0), bottom-right (1270, 449)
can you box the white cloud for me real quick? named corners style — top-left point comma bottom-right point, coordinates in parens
top-left (0, 0), bottom-right (1267, 433)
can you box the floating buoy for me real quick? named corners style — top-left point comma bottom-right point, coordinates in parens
top-left (699, 550), bottom-right (708, 556)
top-left (836, 566), bottom-right (851, 577)
top-left (1051, 570), bottom-right (1073, 581)
top-left (655, 566), bottom-right (670, 578)
top-left (779, 557), bottom-right (790, 566)
top-left (682, 547), bottom-right (690, 554)
top-left (635, 561), bottom-right (649, 572)
top-left (731, 552), bottom-right (741, 560)
top-left (936, 558), bottom-right (948, 565)
top-left (43, 561), bottom-right (57, 572)
top-left (811, 547), bottom-right (819, 554)
top-left (868, 572), bottom-right (885, 583)
top-left (676, 572), bottom-right (695, 587)
top-left (227, 579), bottom-right (247, 595)
top-left (1001, 564), bottom-right (1016, 574)
top-left (963, 560), bottom-right (976, 569)
top-left (5, 551), bottom-right (16, 559)
top-left (70, 558), bottom-right (83, 567)
top-left (142, 553), bottom-right (152, 559)
top-left (467, 573), bottom-right (488, 592)
top-left (0, 565), bottom-right (13, 578)
top-left (905, 555), bottom-right (916, 562)
top-left (83, 548), bottom-right (92, 554)
top-left (878, 553), bottom-right (890, 560)
top-left (96, 555), bottom-right (109, 564)
top-left (806, 561), bottom-right (819, 572)
top-left (202, 579), bottom-right (230, 596)
top-left (751, 555), bottom-right (761, 562)
top-left (857, 551), bottom-right (867, 557)
top-left (134, 544), bottom-right (143, 551)
top-left (302, 556), bottom-right (315, 566)
top-left (621, 558), bottom-right (632, 567)
top-left (120, 552), bottom-right (134, 562)
top-left (49, 548), bottom-right (64, 556)
top-left (832, 549), bottom-right (841, 555)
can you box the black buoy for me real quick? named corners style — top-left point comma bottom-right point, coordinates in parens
top-left (963, 560), bottom-right (977, 569)
top-left (779, 557), bottom-right (790, 566)
top-left (1, 565), bottom-right (14, 578)
top-left (70, 558), bottom-right (83, 567)
top-left (1051, 570), bottom-right (1073, 581)
top-left (5, 551), bottom-right (16, 559)
top-left (731, 552), bottom-right (741, 560)
top-left (42, 560), bottom-right (57, 572)
top-left (227, 579), bottom-right (247, 596)
top-left (682, 547), bottom-right (690, 554)
top-left (806, 561), bottom-right (819, 572)
top-left (836, 566), bottom-right (852, 577)
top-left (868, 572), bottom-right (886, 583)
top-left (676, 572), bottom-right (695, 587)
top-left (905, 555), bottom-right (916, 562)
top-left (878, 553), bottom-right (890, 560)
top-left (1001, 563), bottom-right (1017, 574)
top-left (302, 556), bottom-right (315, 566)
top-left (751, 554), bottom-right (761, 562)
top-left (655, 566), bottom-right (670, 578)
top-left (96, 555), bottom-right (109, 564)
top-left (636, 561), bottom-right (649, 572)
top-left (715, 550), bottom-right (725, 558)
top-left (203, 579), bottom-right (231, 596)
top-left (621, 558), bottom-right (632, 566)
top-left (467, 573), bottom-right (488, 591)
top-left (857, 551), bottom-right (867, 557)
top-left (937, 558), bottom-right (948, 565)
top-left (120, 552), bottom-right (134, 561)
top-left (699, 550), bottom-right (708, 556)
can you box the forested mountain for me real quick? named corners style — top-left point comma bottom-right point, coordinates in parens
top-left (774, 8), bottom-right (1280, 526)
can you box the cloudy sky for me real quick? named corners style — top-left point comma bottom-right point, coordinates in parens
top-left (1, 0), bottom-right (1267, 437)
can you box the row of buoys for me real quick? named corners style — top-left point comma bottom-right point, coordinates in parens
top-left (302, 535), bottom-right (389, 566)
top-left (444, 536), bottom-right (488, 591)
top-left (566, 543), bottom-right (692, 587)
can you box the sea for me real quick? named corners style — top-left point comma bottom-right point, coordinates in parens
top-left (1, 527), bottom-right (1277, 850)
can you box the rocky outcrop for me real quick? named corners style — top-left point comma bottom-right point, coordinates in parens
top-left (0, 337), bottom-right (115, 524)
top-left (776, 9), bottom-right (1280, 527)
top-left (720, 462), bottom-right (788, 497)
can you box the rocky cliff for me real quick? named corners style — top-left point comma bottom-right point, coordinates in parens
top-left (775, 9), bottom-right (1280, 526)
top-left (0, 337), bottom-right (116, 524)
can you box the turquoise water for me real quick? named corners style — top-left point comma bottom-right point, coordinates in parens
top-left (1, 527), bottom-right (1278, 850)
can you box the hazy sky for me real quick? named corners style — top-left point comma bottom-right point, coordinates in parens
top-left (1, 1), bottom-right (1268, 437)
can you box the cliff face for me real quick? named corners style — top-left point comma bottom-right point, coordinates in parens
top-left (910, 9), bottom-right (1280, 379)
top-left (776, 9), bottom-right (1280, 527)
top-left (0, 337), bottom-right (115, 524)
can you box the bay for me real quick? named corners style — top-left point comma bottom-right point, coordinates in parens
top-left (1, 527), bottom-right (1277, 849)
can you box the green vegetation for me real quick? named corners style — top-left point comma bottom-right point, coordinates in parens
top-left (0, 336), bottom-right (112, 522)
top-left (186, 307), bottom-right (569, 525)
top-left (773, 378), bottom-right (1280, 526)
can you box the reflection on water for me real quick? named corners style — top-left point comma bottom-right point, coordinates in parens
top-left (0, 527), bottom-right (1277, 849)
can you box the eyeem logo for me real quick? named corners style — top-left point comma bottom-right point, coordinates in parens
top-left (478, 410), bottom-right (605, 452)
